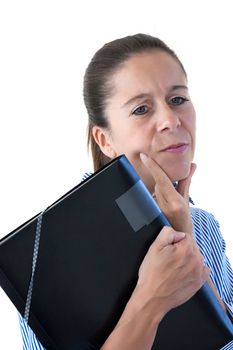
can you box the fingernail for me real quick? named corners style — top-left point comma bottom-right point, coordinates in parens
top-left (176, 232), bottom-right (186, 240)
top-left (140, 153), bottom-right (148, 163)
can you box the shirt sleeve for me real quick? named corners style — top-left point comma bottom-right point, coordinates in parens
top-left (191, 208), bottom-right (233, 349)
top-left (191, 208), bottom-right (233, 307)
top-left (19, 313), bottom-right (99, 349)
top-left (220, 340), bottom-right (233, 350)
top-left (207, 213), bottom-right (233, 317)
top-left (19, 313), bottom-right (46, 350)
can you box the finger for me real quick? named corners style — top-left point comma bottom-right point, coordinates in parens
top-left (176, 163), bottom-right (197, 200)
top-left (140, 153), bottom-right (183, 214)
top-left (140, 153), bottom-right (175, 192)
top-left (154, 226), bottom-right (186, 250)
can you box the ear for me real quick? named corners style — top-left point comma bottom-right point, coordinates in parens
top-left (92, 126), bottom-right (117, 159)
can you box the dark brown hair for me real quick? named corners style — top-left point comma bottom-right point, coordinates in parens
top-left (83, 33), bottom-right (186, 171)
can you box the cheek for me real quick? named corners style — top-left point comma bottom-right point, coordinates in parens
top-left (111, 125), bottom-right (151, 158)
top-left (114, 139), bottom-right (152, 182)
top-left (189, 120), bottom-right (196, 154)
top-left (181, 110), bottom-right (196, 150)
top-left (187, 108), bottom-right (196, 138)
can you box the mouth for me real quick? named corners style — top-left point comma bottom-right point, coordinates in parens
top-left (161, 142), bottom-right (188, 153)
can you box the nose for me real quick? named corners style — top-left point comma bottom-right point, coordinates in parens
top-left (156, 104), bottom-right (181, 132)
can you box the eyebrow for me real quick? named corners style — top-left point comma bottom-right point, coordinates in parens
top-left (122, 85), bottom-right (188, 108)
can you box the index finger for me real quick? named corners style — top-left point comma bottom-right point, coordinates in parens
top-left (139, 152), bottom-right (175, 194)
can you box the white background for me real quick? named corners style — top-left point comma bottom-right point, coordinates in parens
top-left (0, 1), bottom-right (233, 348)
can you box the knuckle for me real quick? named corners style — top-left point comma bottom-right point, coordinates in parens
top-left (192, 258), bottom-right (205, 278)
top-left (184, 241), bottom-right (194, 257)
top-left (162, 226), bottom-right (173, 234)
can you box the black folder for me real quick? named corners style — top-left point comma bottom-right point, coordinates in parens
top-left (0, 155), bottom-right (232, 350)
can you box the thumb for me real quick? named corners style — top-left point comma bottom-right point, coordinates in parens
top-left (155, 226), bottom-right (186, 250)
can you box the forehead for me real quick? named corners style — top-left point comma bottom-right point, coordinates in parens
top-left (110, 50), bottom-right (187, 97)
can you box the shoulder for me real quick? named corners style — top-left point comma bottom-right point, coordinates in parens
top-left (190, 206), bottom-right (220, 229)
top-left (81, 172), bottom-right (93, 181)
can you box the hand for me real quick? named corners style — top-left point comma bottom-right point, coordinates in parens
top-left (137, 226), bottom-right (209, 315)
top-left (140, 153), bottom-right (196, 235)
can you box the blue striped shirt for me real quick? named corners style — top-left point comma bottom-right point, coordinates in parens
top-left (19, 206), bottom-right (233, 349)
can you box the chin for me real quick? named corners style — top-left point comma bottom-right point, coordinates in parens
top-left (166, 164), bottom-right (191, 182)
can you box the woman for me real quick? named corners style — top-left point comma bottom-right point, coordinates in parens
top-left (20, 33), bottom-right (233, 349)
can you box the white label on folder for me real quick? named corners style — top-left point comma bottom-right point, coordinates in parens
top-left (115, 180), bottom-right (161, 232)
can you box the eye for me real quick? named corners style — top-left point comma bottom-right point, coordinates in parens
top-left (169, 96), bottom-right (189, 105)
top-left (132, 105), bottom-right (149, 116)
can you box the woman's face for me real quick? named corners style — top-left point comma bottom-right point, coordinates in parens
top-left (94, 50), bottom-right (196, 193)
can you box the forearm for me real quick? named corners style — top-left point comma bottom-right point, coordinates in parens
top-left (100, 285), bottom-right (165, 350)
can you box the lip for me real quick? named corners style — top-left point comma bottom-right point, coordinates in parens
top-left (161, 142), bottom-right (189, 153)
